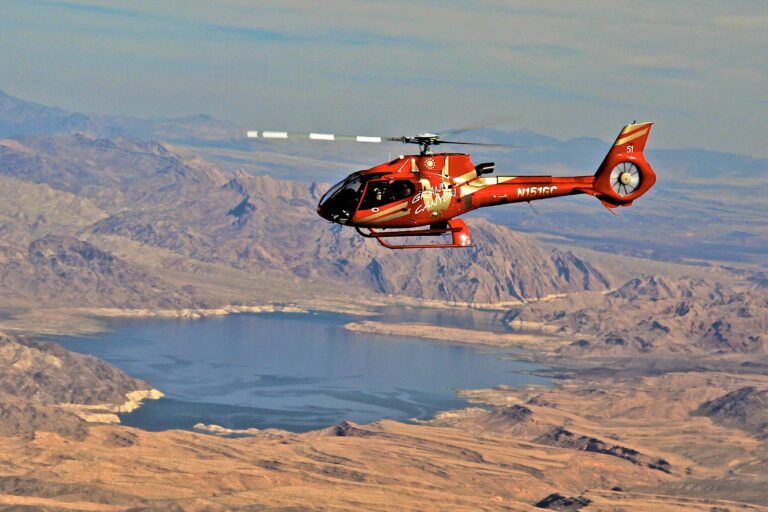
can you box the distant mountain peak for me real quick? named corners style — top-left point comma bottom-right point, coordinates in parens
top-left (609, 275), bottom-right (714, 301)
top-left (223, 177), bottom-right (248, 195)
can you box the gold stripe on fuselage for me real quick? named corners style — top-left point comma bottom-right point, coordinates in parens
top-left (358, 200), bottom-right (410, 222)
top-left (366, 209), bottom-right (411, 224)
top-left (459, 176), bottom-right (516, 198)
top-left (452, 169), bottom-right (478, 185)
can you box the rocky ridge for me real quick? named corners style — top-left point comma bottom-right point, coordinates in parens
top-left (0, 235), bottom-right (201, 308)
top-left (506, 275), bottom-right (767, 355)
top-left (693, 386), bottom-right (768, 437)
top-left (0, 331), bottom-right (156, 437)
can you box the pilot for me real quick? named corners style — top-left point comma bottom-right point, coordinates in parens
top-left (385, 181), bottom-right (414, 203)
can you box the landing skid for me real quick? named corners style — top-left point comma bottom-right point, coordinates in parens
top-left (355, 219), bottom-right (471, 249)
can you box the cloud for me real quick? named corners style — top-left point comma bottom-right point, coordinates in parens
top-left (713, 15), bottom-right (768, 30)
top-left (33, 0), bottom-right (150, 20)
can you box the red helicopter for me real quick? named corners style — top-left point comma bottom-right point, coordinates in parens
top-left (246, 122), bottom-right (656, 249)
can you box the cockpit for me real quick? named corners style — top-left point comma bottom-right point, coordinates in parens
top-left (317, 174), bottom-right (365, 224)
top-left (317, 173), bottom-right (416, 225)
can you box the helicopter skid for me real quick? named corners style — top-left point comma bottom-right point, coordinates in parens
top-left (355, 219), bottom-right (471, 249)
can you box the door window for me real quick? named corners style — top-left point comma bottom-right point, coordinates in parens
top-left (386, 180), bottom-right (415, 203)
top-left (360, 181), bottom-right (388, 210)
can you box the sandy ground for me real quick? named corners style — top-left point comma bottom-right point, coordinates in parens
top-left (1, 408), bottom-right (766, 511)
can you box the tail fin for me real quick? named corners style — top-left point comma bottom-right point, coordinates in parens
top-left (592, 122), bottom-right (656, 208)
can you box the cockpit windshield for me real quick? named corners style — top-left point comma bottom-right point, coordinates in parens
top-left (317, 175), bottom-right (364, 224)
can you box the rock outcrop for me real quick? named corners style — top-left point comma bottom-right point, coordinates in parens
top-left (693, 386), bottom-right (768, 437)
top-left (535, 427), bottom-right (671, 473)
top-left (0, 332), bottom-right (156, 437)
top-left (510, 275), bottom-right (767, 355)
top-left (0, 235), bottom-right (201, 308)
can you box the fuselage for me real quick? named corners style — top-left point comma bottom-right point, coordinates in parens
top-left (317, 153), bottom-right (594, 229)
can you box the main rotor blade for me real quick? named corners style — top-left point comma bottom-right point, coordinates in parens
top-left (437, 140), bottom-right (521, 148)
top-left (437, 117), bottom-right (517, 137)
top-left (246, 131), bottom-right (401, 144)
top-left (245, 130), bottom-right (523, 151)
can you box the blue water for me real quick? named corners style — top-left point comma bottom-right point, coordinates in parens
top-left (56, 312), bottom-right (549, 433)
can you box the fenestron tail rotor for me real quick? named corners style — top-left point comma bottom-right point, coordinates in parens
top-left (246, 130), bottom-right (519, 155)
top-left (609, 162), bottom-right (641, 196)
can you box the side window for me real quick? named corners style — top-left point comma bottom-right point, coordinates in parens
top-left (360, 180), bottom-right (416, 210)
top-left (386, 180), bottom-right (415, 203)
top-left (360, 181), bottom-right (389, 210)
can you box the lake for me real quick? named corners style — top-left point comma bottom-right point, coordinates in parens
top-left (57, 311), bottom-right (550, 433)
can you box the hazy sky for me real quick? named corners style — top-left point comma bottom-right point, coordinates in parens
top-left (1, 0), bottom-right (766, 156)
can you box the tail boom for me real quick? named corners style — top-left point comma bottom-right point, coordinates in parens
top-left (463, 122), bottom-right (656, 212)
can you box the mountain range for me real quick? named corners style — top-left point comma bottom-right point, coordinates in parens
top-left (1, 89), bottom-right (766, 353)
top-left (4, 88), bottom-right (764, 268)
top-left (0, 129), bottom-right (614, 306)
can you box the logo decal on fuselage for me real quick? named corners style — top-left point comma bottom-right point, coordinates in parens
top-left (411, 157), bottom-right (455, 216)
top-left (413, 185), bottom-right (455, 215)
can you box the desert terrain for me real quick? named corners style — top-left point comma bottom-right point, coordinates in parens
top-left (0, 90), bottom-right (766, 510)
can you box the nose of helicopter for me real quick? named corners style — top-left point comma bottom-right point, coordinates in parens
top-left (316, 175), bottom-right (363, 225)
top-left (316, 202), bottom-right (333, 222)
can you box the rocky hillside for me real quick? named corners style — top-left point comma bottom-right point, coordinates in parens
top-left (0, 235), bottom-right (201, 308)
top-left (308, 217), bottom-right (610, 303)
top-left (0, 332), bottom-right (151, 438)
top-left (693, 387), bottom-right (768, 437)
top-left (508, 275), bottom-right (768, 355)
top-left (0, 134), bottom-right (228, 206)
top-left (0, 133), bottom-right (613, 305)
top-left (88, 169), bottom-right (613, 304)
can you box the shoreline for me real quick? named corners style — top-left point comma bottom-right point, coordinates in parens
top-left (50, 307), bottom-right (563, 430)
top-left (0, 301), bottom-right (382, 337)
top-left (379, 289), bottom-right (610, 312)
top-left (344, 319), bottom-right (566, 356)
top-left (83, 303), bottom-right (308, 320)
top-left (4, 296), bottom-right (592, 431)
top-left (61, 388), bottom-right (165, 424)
top-left (1, 287), bottom-right (606, 340)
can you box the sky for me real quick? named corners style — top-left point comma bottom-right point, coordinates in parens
top-left (1, 0), bottom-right (766, 156)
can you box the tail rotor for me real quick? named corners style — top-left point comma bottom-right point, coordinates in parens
top-left (592, 122), bottom-right (656, 207)
top-left (610, 162), bottom-right (641, 196)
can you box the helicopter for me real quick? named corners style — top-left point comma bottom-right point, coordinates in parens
top-left (246, 122), bottom-right (656, 249)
